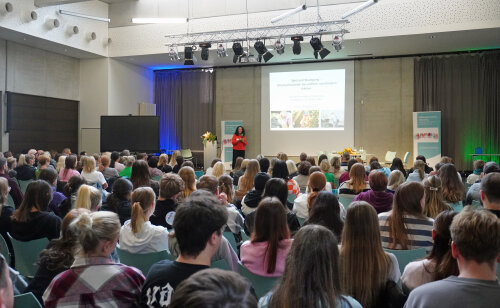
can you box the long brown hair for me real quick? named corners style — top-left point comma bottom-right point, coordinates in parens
top-left (340, 201), bottom-right (392, 308)
top-left (423, 175), bottom-right (452, 218)
top-left (438, 164), bottom-right (464, 203)
top-left (386, 182), bottom-right (425, 249)
top-left (251, 197), bottom-right (290, 274)
top-left (218, 175), bottom-right (234, 204)
top-left (130, 160), bottom-right (152, 189)
top-left (130, 187), bottom-right (156, 234)
top-left (307, 172), bottom-right (326, 214)
top-left (12, 180), bottom-right (52, 222)
top-left (348, 163), bottom-right (366, 193)
top-left (178, 166), bottom-right (196, 200)
top-left (239, 159), bottom-right (260, 193)
top-left (269, 225), bottom-right (341, 308)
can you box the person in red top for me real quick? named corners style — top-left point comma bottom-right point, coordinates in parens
top-left (232, 126), bottom-right (247, 169)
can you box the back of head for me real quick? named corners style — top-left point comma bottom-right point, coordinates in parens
top-left (258, 157), bottom-right (270, 173)
top-left (173, 193), bottom-right (228, 257)
top-left (254, 172), bottom-right (271, 191)
top-left (319, 160), bottom-right (331, 173)
top-left (13, 180), bottom-right (52, 222)
top-left (473, 159), bottom-right (485, 171)
top-left (297, 161), bottom-right (311, 176)
top-left (416, 155), bottom-right (426, 163)
top-left (342, 152), bottom-right (350, 161)
top-left (451, 207), bottom-right (500, 264)
top-left (481, 173), bottom-right (500, 205)
top-left (181, 161), bottom-right (194, 169)
top-left (240, 159), bottom-right (260, 191)
top-left (368, 170), bottom-right (388, 192)
top-left (196, 175), bottom-right (218, 194)
top-left (308, 191), bottom-right (343, 239)
top-left (318, 154), bottom-right (328, 165)
top-left (39, 168), bottom-right (58, 186)
top-left (347, 159), bottom-right (357, 172)
top-left (179, 166), bottom-right (196, 191)
top-left (438, 163), bottom-right (464, 203)
top-left (110, 151), bottom-right (120, 163)
top-left (305, 156), bottom-right (316, 166)
top-left (233, 157), bottom-right (244, 171)
top-left (212, 162), bottom-right (225, 178)
top-left (111, 178), bottom-right (133, 200)
top-left (0, 178), bottom-right (8, 206)
top-left (370, 161), bottom-right (381, 171)
top-left (286, 160), bottom-right (297, 175)
top-left (147, 156), bottom-right (159, 168)
top-left (124, 155), bottom-right (135, 167)
top-left (218, 175), bottom-right (234, 203)
top-left (270, 225), bottom-right (339, 308)
top-left (440, 156), bottom-right (454, 164)
top-left (263, 178), bottom-right (288, 206)
top-left (63, 176), bottom-right (86, 197)
top-left (423, 175), bottom-right (450, 218)
top-left (121, 149), bottom-right (130, 156)
top-left (82, 156), bottom-right (96, 173)
top-left (211, 158), bottom-right (221, 168)
top-left (131, 160), bottom-right (150, 187)
top-left (70, 211), bottom-right (120, 254)
top-left (388, 170), bottom-right (405, 189)
top-left (240, 159), bottom-right (250, 170)
top-left (277, 152), bottom-right (288, 161)
top-left (37, 155), bottom-right (50, 166)
top-left (308, 166), bottom-right (321, 175)
top-left (331, 156), bottom-right (341, 170)
top-left (158, 154), bottom-right (168, 167)
top-left (169, 268), bottom-right (257, 308)
top-left (483, 161), bottom-right (500, 174)
top-left (349, 163), bottom-right (366, 193)
top-left (159, 173), bottom-right (185, 199)
top-left (271, 160), bottom-right (289, 180)
top-left (307, 172), bottom-right (327, 212)
top-left (390, 158), bottom-right (404, 171)
top-left (299, 152), bottom-right (307, 161)
top-left (75, 184), bottom-right (102, 211)
top-left (136, 153), bottom-right (148, 161)
top-left (176, 155), bottom-right (184, 166)
top-left (413, 159), bottom-right (426, 180)
top-left (6, 157), bottom-right (16, 170)
top-left (64, 154), bottom-right (77, 170)
top-left (131, 187), bottom-right (156, 234)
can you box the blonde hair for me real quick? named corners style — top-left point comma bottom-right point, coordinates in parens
top-left (320, 160), bottom-right (331, 173)
top-left (70, 211), bottom-right (120, 254)
top-left (75, 185), bottom-right (102, 211)
top-left (158, 154), bottom-right (168, 167)
top-left (18, 154), bottom-right (27, 166)
top-left (277, 152), bottom-right (288, 161)
top-left (387, 170), bottom-right (405, 190)
top-left (100, 156), bottom-right (111, 168)
top-left (239, 159), bottom-right (260, 193)
top-left (330, 156), bottom-right (341, 173)
top-left (413, 160), bottom-right (426, 181)
top-left (123, 156), bottom-right (135, 167)
top-left (56, 156), bottom-right (66, 173)
top-left (0, 177), bottom-right (8, 207)
top-left (286, 160), bottom-right (297, 175)
top-left (240, 159), bottom-right (250, 170)
top-left (82, 156), bottom-right (96, 173)
top-left (130, 187), bottom-right (156, 234)
top-left (169, 150), bottom-right (181, 167)
top-left (423, 175), bottom-right (452, 218)
top-left (212, 162), bottom-right (225, 179)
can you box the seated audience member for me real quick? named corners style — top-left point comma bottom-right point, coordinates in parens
top-left (258, 157), bottom-right (270, 174)
top-left (204, 158), bottom-right (221, 176)
top-left (466, 162), bottom-right (499, 205)
top-left (6, 157), bottom-right (16, 179)
top-left (259, 225), bottom-right (362, 308)
top-left (218, 174), bottom-right (235, 205)
top-left (35, 155), bottom-right (53, 178)
top-left (354, 170), bottom-right (394, 214)
top-left (58, 154), bottom-right (79, 182)
top-left (429, 162), bottom-right (443, 176)
top-left (235, 159), bottom-right (260, 200)
top-left (401, 210), bottom-right (458, 292)
top-left (150, 174), bottom-right (184, 229)
top-left (136, 153), bottom-right (147, 161)
top-left (241, 197), bottom-right (292, 277)
top-left (389, 157), bottom-right (407, 178)
top-left (319, 159), bottom-right (335, 187)
top-left (147, 156), bottom-right (163, 178)
top-left (218, 175), bottom-right (244, 234)
top-left (130, 160), bottom-right (159, 197)
top-left (338, 159), bottom-right (358, 185)
top-left (178, 166), bottom-right (197, 201)
top-left (338, 163), bottom-right (370, 196)
top-left (110, 151), bottom-right (125, 173)
top-left (25, 209), bottom-right (87, 304)
top-left (181, 161), bottom-right (194, 169)
top-left (292, 161), bottom-right (311, 192)
top-left (368, 157), bottom-right (391, 178)
top-left (303, 191), bottom-right (344, 240)
top-left (0, 178), bottom-right (13, 235)
top-left (169, 268), bottom-right (257, 308)
top-left (140, 193), bottom-right (228, 307)
top-left (75, 184), bottom-right (102, 212)
top-left (232, 157), bottom-right (246, 185)
top-left (277, 152), bottom-right (288, 162)
top-left (439, 164), bottom-right (464, 206)
top-left (480, 172), bottom-right (500, 218)
top-left (0, 253), bottom-right (13, 308)
top-left (296, 152), bottom-right (307, 165)
top-left (466, 159), bottom-right (484, 184)
top-left (405, 208), bottom-right (500, 308)
top-left (101, 178), bottom-right (133, 225)
top-left (240, 172), bottom-right (270, 215)
top-left (272, 160), bottom-right (300, 197)
top-left (387, 170), bottom-right (405, 192)
top-left (0, 158), bottom-right (22, 208)
top-left (212, 161), bottom-right (225, 179)
top-left (329, 156), bottom-right (343, 180)
top-left (409, 155), bottom-right (433, 174)
top-left (340, 152), bottom-right (350, 167)
top-left (98, 155), bottom-right (119, 179)
top-left (293, 172), bottom-right (327, 219)
top-left (39, 169), bottom-right (67, 216)
top-left (169, 150), bottom-right (180, 168)
top-left (80, 156), bottom-right (108, 190)
top-left (56, 156), bottom-right (66, 174)
top-left (245, 179), bottom-right (300, 235)
top-left (58, 176), bottom-right (86, 218)
top-left (305, 155), bottom-right (316, 166)
top-left (15, 154), bottom-right (36, 181)
top-left (423, 176), bottom-right (452, 218)
top-left (286, 160), bottom-right (298, 178)
top-left (172, 155), bottom-right (184, 174)
top-left (120, 149), bottom-right (130, 157)
top-left (119, 156), bottom-right (135, 178)
top-left (43, 211), bottom-right (145, 307)
top-left (379, 182), bottom-right (434, 250)
top-left (157, 154), bottom-right (172, 174)
top-left (406, 160), bottom-right (428, 183)
top-left (119, 187), bottom-right (169, 254)
top-left (341, 201), bottom-right (401, 308)
top-left (11, 180), bottom-right (61, 240)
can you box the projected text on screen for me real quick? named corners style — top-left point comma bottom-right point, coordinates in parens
top-left (269, 69), bottom-right (345, 130)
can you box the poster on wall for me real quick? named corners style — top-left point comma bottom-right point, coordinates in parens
top-left (413, 111), bottom-right (441, 169)
top-left (221, 120), bottom-right (244, 169)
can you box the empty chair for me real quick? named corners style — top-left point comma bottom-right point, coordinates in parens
top-left (338, 195), bottom-right (355, 210)
top-left (14, 292), bottom-right (42, 308)
top-left (115, 246), bottom-right (171, 276)
top-left (403, 152), bottom-right (410, 166)
top-left (384, 151), bottom-right (397, 165)
top-left (180, 149), bottom-right (193, 161)
top-left (18, 180), bottom-right (33, 194)
top-left (7, 233), bottom-right (48, 279)
top-left (384, 247), bottom-right (427, 275)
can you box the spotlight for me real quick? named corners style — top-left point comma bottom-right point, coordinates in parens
top-left (184, 46), bottom-right (194, 65)
top-left (199, 43), bottom-right (211, 61)
top-left (332, 35), bottom-right (343, 52)
top-left (169, 47), bottom-right (180, 61)
top-left (232, 42), bottom-right (244, 63)
top-left (217, 43), bottom-right (227, 57)
top-left (291, 36), bottom-right (303, 55)
top-left (275, 39), bottom-right (285, 55)
top-left (310, 37), bottom-right (330, 59)
top-left (254, 41), bottom-right (273, 63)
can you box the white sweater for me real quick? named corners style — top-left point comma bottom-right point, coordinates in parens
top-left (119, 220), bottom-right (169, 254)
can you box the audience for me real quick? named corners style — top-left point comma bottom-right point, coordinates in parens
top-left (101, 178), bottom-right (133, 225)
top-left (119, 156), bottom-right (135, 178)
top-left (293, 171), bottom-right (327, 219)
top-left (340, 152), bottom-right (351, 167)
top-left (150, 173), bottom-right (184, 229)
top-left (15, 153), bottom-right (36, 181)
top-left (354, 170), bottom-right (394, 214)
top-left (0, 178), bottom-right (13, 236)
top-left (390, 157), bottom-right (407, 178)
top-left (406, 160), bottom-right (428, 183)
top-left (338, 163), bottom-right (370, 196)
top-left (479, 172), bottom-right (500, 218)
top-left (303, 191), bottom-right (344, 240)
top-left (75, 184), bottom-right (102, 212)
top-left (319, 159), bottom-right (336, 187)
top-left (205, 158), bottom-right (221, 176)
top-left (39, 168), bottom-right (67, 216)
top-left (339, 159), bottom-right (357, 185)
top-left (0, 158), bottom-right (23, 208)
top-left (35, 155), bottom-right (52, 178)
top-left (157, 153), bottom-right (172, 173)
top-left (6, 157), bottom-right (16, 179)
top-left (58, 154), bottom-right (79, 182)
top-left (147, 156), bottom-right (163, 178)
top-left (130, 160), bottom-right (159, 197)
top-left (422, 175), bottom-right (452, 218)
top-left (292, 161), bottom-right (311, 191)
top-left (438, 163), bottom-right (464, 205)
top-left (178, 166), bottom-right (196, 201)
top-left (236, 159), bottom-right (260, 200)
top-left (212, 161), bottom-right (225, 179)
top-left (405, 208), bottom-right (500, 307)
top-left (387, 170), bottom-right (405, 192)
top-left (99, 155), bottom-right (119, 179)
top-left (172, 155), bottom-right (184, 174)
top-left (169, 150), bottom-right (181, 168)
top-left (285, 160), bottom-right (298, 178)
top-left (59, 176), bottom-right (86, 218)
top-left (466, 159), bottom-right (484, 184)
top-left (271, 160), bottom-right (300, 198)
top-left (80, 156), bottom-right (108, 190)
top-left (258, 157), bottom-right (270, 174)
top-left (110, 151), bottom-right (125, 173)
top-left (240, 172), bottom-right (270, 215)
top-left (218, 174), bottom-right (235, 204)
top-left (232, 157), bottom-right (246, 185)
top-left (55, 156), bottom-right (66, 173)
top-left (465, 161), bottom-right (499, 205)
top-left (409, 155), bottom-right (433, 174)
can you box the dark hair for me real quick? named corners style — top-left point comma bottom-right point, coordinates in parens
top-left (305, 156), bottom-right (316, 166)
top-left (0, 157), bottom-right (6, 170)
top-left (176, 156), bottom-right (184, 166)
top-left (370, 161), bottom-right (381, 171)
top-left (297, 161), bottom-right (311, 176)
top-left (12, 180), bottom-right (53, 222)
top-left (368, 170), bottom-right (388, 192)
top-left (130, 160), bottom-right (152, 189)
top-left (106, 178), bottom-right (133, 212)
top-left (259, 157), bottom-right (270, 173)
top-left (218, 175), bottom-right (234, 203)
top-left (159, 173), bottom-right (185, 199)
top-left (196, 175), bottom-right (218, 195)
top-left (318, 154), bottom-right (328, 165)
top-left (481, 173), bottom-right (500, 204)
top-left (234, 126), bottom-right (245, 136)
top-left (63, 176), bottom-right (86, 197)
top-left (170, 268), bottom-right (257, 308)
top-left (148, 156), bottom-right (159, 168)
top-left (110, 151), bottom-right (120, 168)
top-left (39, 168), bottom-right (58, 186)
top-left (439, 164), bottom-right (464, 203)
top-left (64, 154), bottom-right (77, 171)
top-left (347, 159), bottom-right (357, 172)
top-left (173, 193), bottom-right (228, 257)
top-left (182, 161), bottom-right (194, 169)
top-left (269, 225), bottom-right (340, 308)
top-left (136, 153), bottom-right (148, 161)
top-left (484, 162), bottom-right (500, 174)
top-left (254, 172), bottom-right (271, 191)
top-left (306, 191), bottom-right (343, 239)
top-left (299, 152), bottom-right (307, 161)
top-left (272, 160), bottom-right (289, 180)
top-left (263, 178), bottom-right (288, 207)
top-left (390, 157), bottom-right (406, 177)
top-left (416, 155), bottom-right (426, 163)
top-left (210, 158), bottom-right (221, 168)
top-left (434, 162), bottom-right (444, 171)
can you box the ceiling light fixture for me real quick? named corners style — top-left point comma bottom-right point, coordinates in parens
top-left (217, 43), bottom-right (227, 57)
top-left (341, 0), bottom-right (378, 19)
top-left (59, 9), bottom-right (110, 23)
top-left (199, 43), bottom-right (211, 61)
top-left (131, 17), bottom-right (187, 24)
top-left (275, 39), bottom-right (285, 55)
top-left (332, 35), bottom-right (343, 51)
top-left (184, 46), bottom-right (194, 65)
top-left (271, 4), bottom-right (307, 23)
top-left (232, 42), bottom-right (244, 63)
top-left (310, 37), bottom-right (330, 59)
top-left (254, 41), bottom-right (273, 63)
top-left (291, 36), bottom-right (304, 55)
top-left (169, 46), bottom-right (180, 61)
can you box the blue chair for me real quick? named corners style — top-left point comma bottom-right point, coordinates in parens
top-left (238, 263), bottom-right (279, 298)
top-left (17, 180), bottom-right (34, 194)
top-left (116, 247), bottom-right (171, 276)
top-left (297, 217), bottom-right (306, 226)
top-left (7, 195), bottom-right (15, 207)
top-left (0, 234), bottom-right (11, 265)
top-left (448, 201), bottom-right (463, 212)
top-left (152, 176), bottom-right (162, 182)
top-left (384, 247), bottom-right (427, 274)
top-left (471, 199), bottom-right (482, 208)
top-left (333, 179), bottom-right (340, 189)
top-left (287, 194), bottom-right (296, 204)
top-left (7, 233), bottom-right (48, 279)
top-left (14, 292), bottom-right (42, 308)
top-left (195, 170), bottom-right (204, 179)
top-left (211, 259), bottom-right (230, 271)
top-left (223, 231), bottom-right (238, 252)
top-left (338, 195), bottom-right (355, 211)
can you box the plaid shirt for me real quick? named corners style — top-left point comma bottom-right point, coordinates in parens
top-left (43, 256), bottom-right (145, 308)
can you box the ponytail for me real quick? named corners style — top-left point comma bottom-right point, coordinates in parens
top-left (70, 211), bottom-right (120, 254)
top-left (130, 187), bottom-right (156, 234)
top-left (307, 191), bottom-right (320, 214)
top-left (75, 185), bottom-right (102, 211)
top-left (131, 202), bottom-right (146, 234)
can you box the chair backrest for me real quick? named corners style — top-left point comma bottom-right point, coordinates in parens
top-left (385, 151), bottom-right (397, 163)
top-left (383, 247), bottom-right (427, 274)
top-left (7, 194), bottom-right (15, 207)
top-left (287, 194), bottom-right (296, 204)
top-left (338, 194), bottom-right (355, 211)
top-left (195, 170), bottom-right (204, 179)
top-left (116, 247), bottom-right (171, 276)
top-left (238, 263), bottom-right (279, 298)
top-left (403, 152), bottom-right (410, 164)
top-left (297, 217), bottom-right (306, 226)
top-left (448, 201), bottom-right (463, 212)
top-left (333, 179), bottom-right (340, 189)
top-left (211, 259), bottom-right (231, 271)
top-left (14, 292), bottom-right (42, 308)
top-left (471, 199), bottom-right (482, 208)
top-left (0, 234), bottom-right (11, 265)
top-left (152, 175), bottom-right (162, 182)
top-left (223, 231), bottom-right (238, 252)
top-left (18, 180), bottom-right (34, 194)
top-left (180, 149), bottom-right (193, 159)
top-left (7, 233), bottom-right (49, 278)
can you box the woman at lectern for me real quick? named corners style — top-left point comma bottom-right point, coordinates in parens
top-left (232, 126), bottom-right (247, 168)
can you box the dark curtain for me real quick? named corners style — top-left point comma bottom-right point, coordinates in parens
top-left (414, 52), bottom-right (500, 170)
top-left (155, 70), bottom-right (215, 152)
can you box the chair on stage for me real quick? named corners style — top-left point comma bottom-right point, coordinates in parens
top-left (180, 149), bottom-right (193, 161)
top-left (403, 152), bottom-right (410, 168)
top-left (384, 151), bottom-right (397, 165)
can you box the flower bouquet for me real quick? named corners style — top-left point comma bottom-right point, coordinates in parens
top-left (337, 147), bottom-right (359, 155)
top-left (201, 131), bottom-right (217, 146)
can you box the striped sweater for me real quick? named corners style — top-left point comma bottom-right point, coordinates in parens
top-left (378, 211), bottom-right (434, 250)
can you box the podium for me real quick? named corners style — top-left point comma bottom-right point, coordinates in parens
top-left (203, 141), bottom-right (217, 170)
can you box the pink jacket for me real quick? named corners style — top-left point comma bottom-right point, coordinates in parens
top-left (240, 239), bottom-right (293, 277)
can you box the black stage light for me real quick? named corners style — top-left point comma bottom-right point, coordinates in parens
top-left (199, 43), bottom-right (211, 61)
top-left (310, 37), bottom-right (330, 59)
top-left (184, 46), bottom-right (194, 65)
top-left (232, 42), bottom-right (244, 63)
top-left (254, 40), bottom-right (274, 63)
top-left (291, 35), bottom-right (303, 55)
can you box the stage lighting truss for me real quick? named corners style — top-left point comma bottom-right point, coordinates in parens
top-left (275, 38), bottom-right (285, 55)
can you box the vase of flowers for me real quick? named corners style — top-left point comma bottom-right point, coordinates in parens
top-left (201, 131), bottom-right (217, 146)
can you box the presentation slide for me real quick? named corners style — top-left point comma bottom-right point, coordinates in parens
top-left (270, 70), bottom-right (345, 130)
